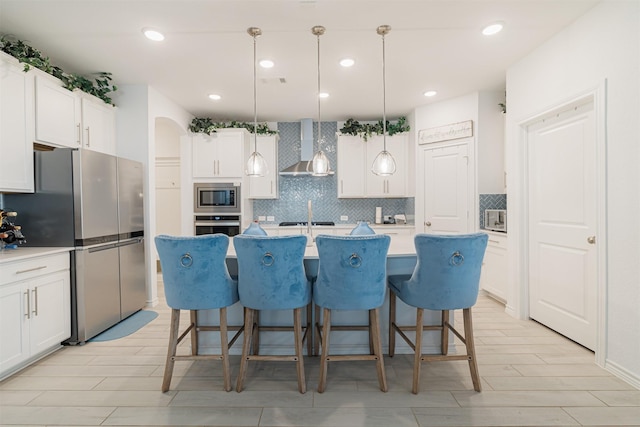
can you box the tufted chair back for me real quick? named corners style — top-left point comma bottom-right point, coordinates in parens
top-left (392, 233), bottom-right (488, 310)
top-left (349, 222), bottom-right (376, 235)
top-left (242, 222), bottom-right (268, 236)
top-left (155, 234), bottom-right (238, 310)
top-left (314, 234), bottom-right (391, 310)
top-left (233, 234), bottom-right (311, 310)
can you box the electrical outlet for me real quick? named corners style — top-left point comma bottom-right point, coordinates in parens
top-left (258, 216), bottom-right (266, 222)
top-left (340, 215), bottom-right (348, 221)
top-left (267, 215), bottom-right (275, 222)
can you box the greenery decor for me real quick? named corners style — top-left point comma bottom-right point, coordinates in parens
top-left (339, 116), bottom-right (410, 141)
top-left (0, 35), bottom-right (117, 105)
top-left (189, 117), bottom-right (277, 135)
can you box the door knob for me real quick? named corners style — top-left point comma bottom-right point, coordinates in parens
top-left (587, 236), bottom-right (596, 244)
top-left (425, 221), bottom-right (432, 227)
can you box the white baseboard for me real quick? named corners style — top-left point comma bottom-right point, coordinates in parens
top-left (605, 359), bottom-right (640, 390)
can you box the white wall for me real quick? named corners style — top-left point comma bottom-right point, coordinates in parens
top-left (505, 1), bottom-right (640, 386)
top-left (114, 85), bottom-right (193, 308)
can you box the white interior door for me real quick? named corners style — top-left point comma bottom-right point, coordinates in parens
top-left (527, 100), bottom-right (597, 350)
top-left (422, 143), bottom-right (470, 234)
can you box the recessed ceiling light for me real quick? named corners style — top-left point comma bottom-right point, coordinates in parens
top-left (319, 92), bottom-right (329, 98)
top-left (424, 90), bottom-right (437, 97)
top-left (482, 22), bottom-right (503, 36)
top-left (259, 59), bottom-right (274, 68)
top-left (339, 58), bottom-right (355, 67)
top-left (142, 28), bottom-right (165, 41)
top-left (208, 94), bottom-right (221, 100)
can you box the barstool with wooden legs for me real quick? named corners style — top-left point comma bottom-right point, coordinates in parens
top-left (155, 234), bottom-right (243, 392)
top-left (313, 234), bottom-right (391, 393)
top-left (233, 234), bottom-right (312, 393)
top-left (388, 233), bottom-right (488, 394)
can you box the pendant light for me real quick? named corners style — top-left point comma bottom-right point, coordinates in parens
top-left (371, 25), bottom-right (396, 176)
top-left (308, 25), bottom-right (331, 176)
top-left (245, 27), bottom-right (268, 177)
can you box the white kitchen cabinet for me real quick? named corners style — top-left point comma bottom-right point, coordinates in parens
top-left (480, 232), bottom-right (508, 301)
top-left (192, 130), bottom-right (247, 179)
top-left (0, 251), bottom-right (71, 379)
top-left (248, 135), bottom-right (278, 199)
top-left (365, 134), bottom-right (408, 197)
top-left (337, 135), bottom-right (366, 197)
top-left (337, 133), bottom-right (409, 198)
top-left (0, 53), bottom-right (34, 193)
top-left (80, 94), bottom-right (116, 155)
top-left (34, 72), bottom-right (116, 155)
top-left (34, 73), bottom-right (81, 148)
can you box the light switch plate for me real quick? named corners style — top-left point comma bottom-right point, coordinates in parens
top-left (267, 215), bottom-right (275, 222)
top-left (258, 216), bottom-right (266, 221)
top-left (340, 215), bottom-right (348, 221)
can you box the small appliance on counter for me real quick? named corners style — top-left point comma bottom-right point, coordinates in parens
top-left (394, 214), bottom-right (407, 225)
top-left (383, 215), bottom-right (395, 224)
top-left (484, 209), bottom-right (507, 232)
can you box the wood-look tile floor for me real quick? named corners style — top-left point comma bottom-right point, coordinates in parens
top-left (1, 280), bottom-right (638, 427)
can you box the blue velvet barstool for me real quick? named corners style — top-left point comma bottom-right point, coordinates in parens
top-left (233, 234), bottom-right (312, 393)
top-left (387, 233), bottom-right (488, 394)
top-left (349, 221), bottom-right (376, 235)
top-left (313, 234), bottom-right (391, 393)
top-left (154, 234), bottom-right (242, 392)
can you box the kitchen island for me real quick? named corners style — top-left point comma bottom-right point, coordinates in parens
top-left (197, 234), bottom-right (451, 356)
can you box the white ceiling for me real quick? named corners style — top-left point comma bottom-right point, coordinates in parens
top-left (0, 0), bottom-right (598, 122)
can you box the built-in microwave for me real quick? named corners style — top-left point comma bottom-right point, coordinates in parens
top-left (484, 209), bottom-right (507, 232)
top-left (194, 182), bottom-right (241, 214)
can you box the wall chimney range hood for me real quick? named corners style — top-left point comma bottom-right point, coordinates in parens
top-left (279, 118), bottom-right (334, 176)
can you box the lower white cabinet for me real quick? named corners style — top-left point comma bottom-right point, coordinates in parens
top-left (0, 252), bottom-right (71, 379)
top-left (480, 232), bottom-right (508, 301)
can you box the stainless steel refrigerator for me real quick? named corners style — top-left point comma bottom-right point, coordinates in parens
top-left (5, 148), bottom-right (146, 344)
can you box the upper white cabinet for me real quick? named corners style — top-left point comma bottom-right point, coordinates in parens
top-left (0, 53), bottom-right (34, 193)
top-left (248, 135), bottom-right (278, 199)
top-left (337, 133), bottom-right (409, 198)
top-left (79, 94), bottom-right (116, 155)
top-left (34, 73), bottom-right (81, 148)
top-left (192, 130), bottom-right (247, 179)
top-left (34, 72), bottom-right (116, 155)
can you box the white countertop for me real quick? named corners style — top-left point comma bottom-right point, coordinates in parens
top-left (0, 247), bottom-right (73, 264)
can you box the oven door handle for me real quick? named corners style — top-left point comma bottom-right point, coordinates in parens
top-left (195, 221), bottom-right (240, 226)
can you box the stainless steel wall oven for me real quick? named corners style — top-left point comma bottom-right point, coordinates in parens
top-left (194, 215), bottom-right (241, 236)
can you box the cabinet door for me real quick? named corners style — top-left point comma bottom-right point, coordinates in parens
top-left (248, 135), bottom-right (278, 198)
top-left (215, 132), bottom-right (244, 178)
top-left (34, 74), bottom-right (80, 148)
top-left (366, 134), bottom-right (407, 197)
top-left (81, 96), bottom-right (116, 155)
top-left (0, 282), bottom-right (30, 374)
top-left (28, 271), bottom-right (71, 355)
top-left (0, 54), bottom-right (34, 192)
top-left (192, 134), bottom-right (217, 177)
top-left (337, 135), bottom-right (366, 198)
top-left (480, 235), bottom-right (508, 301)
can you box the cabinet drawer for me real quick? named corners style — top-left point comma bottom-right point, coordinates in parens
top-left (1, 253), bottom-right (70, 286)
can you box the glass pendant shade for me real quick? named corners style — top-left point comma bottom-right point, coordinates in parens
top-left (371, 25), bottom-right (397, 177)
top-left (246, 149), bottom-right (268, 176)
top-left (371, 149), bottom-right (396, 176)
top-left (311, 150), bottom-right (330, 176)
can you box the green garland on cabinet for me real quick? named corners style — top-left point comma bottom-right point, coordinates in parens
top-left (189, 117), bottom-right (277, 135)
top-left (339, 116), bottom-right (410, 141)
top-left (0, 35), bottom-right (117, 105)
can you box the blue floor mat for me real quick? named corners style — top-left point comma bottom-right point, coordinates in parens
top-left (89, 310), bottom-right (159, 342)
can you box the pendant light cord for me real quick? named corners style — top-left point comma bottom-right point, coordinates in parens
top-left (381, 30), bottom-right (387, 152)
top-left (313, 26), bottom-right (324, 149)
top-left (252, 31), bottom-right (258, 152)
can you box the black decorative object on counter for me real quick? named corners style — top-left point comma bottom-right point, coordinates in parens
top-left (0, 208), bottom-right (27, 248)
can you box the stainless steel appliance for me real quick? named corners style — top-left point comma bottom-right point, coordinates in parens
top-left (194, 182), bottom-right (240, 214)
top-left (5, 148), bottom-right (146, 343)
top-left (484, 209), bottom-right (507, 232)
top-left (194, 215), bottom-right (241, 236)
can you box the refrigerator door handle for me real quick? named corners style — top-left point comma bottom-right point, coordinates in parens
top-left (87, 243), bottom-right (118, 253)
top-left (116, 237), bottom-right (143, 247)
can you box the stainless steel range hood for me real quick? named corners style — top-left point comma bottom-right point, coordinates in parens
top-left (279, 118), bottom-right (334, 176)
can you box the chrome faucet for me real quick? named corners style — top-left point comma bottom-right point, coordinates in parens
top-left (307, 199), bottom-right (314, 243)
